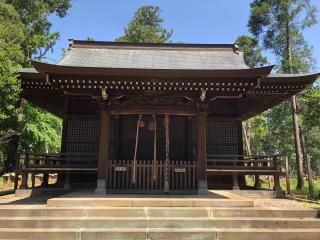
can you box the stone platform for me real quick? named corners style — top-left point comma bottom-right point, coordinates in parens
top-left (1, 190), bottom-right (319, 239)
top-left (47, 190), bottom-right (254, 207)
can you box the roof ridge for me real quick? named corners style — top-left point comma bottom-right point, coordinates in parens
top-left (68, 39), bottom-right (237, 51)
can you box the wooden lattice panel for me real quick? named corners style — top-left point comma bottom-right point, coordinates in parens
top-left (207, 118), bottom-right (239, 156)
top-left (66, 118), bottom-right (100, 163)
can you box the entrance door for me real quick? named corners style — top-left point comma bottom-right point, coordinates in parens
top-left (106, 114), bottom-right (198, 193)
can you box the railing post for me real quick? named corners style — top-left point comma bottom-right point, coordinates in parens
top-left (285, 156), bottom-right (291, 195)
top-left (306, 154), bottom-right (314, 198)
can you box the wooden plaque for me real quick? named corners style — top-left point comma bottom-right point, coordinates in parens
top-left (114, 166), bottom-right (127, 172)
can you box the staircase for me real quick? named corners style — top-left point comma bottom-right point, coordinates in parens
top-left (0, 204), bottom-right (319, 239)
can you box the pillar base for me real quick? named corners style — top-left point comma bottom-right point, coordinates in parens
top-left (94, 179), bottom-right (106, 195)
top-left (197, 180), bottom-right (208, 195)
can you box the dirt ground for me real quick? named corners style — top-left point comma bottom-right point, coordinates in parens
top-left (253, 197), bottom-right (320, 209)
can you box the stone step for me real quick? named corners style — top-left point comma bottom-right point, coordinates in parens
top-left (0, 206), bottom-right (318, 218)
top-left (214, 217), bottom-right (320, 228)
top-left (0, 216), bottom-right (319, 229)
top-left (212, 207), bottom-right (320, 218)
top-left (216, 228), bottom-right (320, 240)
top-left (47, 197), bottom-right (254, 207)
top-left (0, 207), bottom-right (210, 217)
top-left (0, 228), bottom-right (320, 240)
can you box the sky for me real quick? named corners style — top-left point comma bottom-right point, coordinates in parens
top-left (47, 0), bottom-right (320, 70)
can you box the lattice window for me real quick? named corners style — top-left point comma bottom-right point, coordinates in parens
top-left (65, 118), bottom-right (100, 163)
top-left (207, 119), bottom-right (239, 156)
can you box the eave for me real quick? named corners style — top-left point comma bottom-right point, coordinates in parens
top-left (32, 61), bottom-right (274, 79)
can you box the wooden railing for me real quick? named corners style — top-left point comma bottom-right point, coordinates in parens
top-left (15, 153), bottom-right (197, 193)
top-left (17, 152), bottom-right (98, 170)
top-left (206, 154), bottom-right (288, 194)
top-left (107, 159), bottom-right (197, 194)
top-left (207, 154), bottom-right (284, 172)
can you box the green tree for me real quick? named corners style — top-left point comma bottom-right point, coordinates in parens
top-left (116, 5), bottom-right (172, 43)
top-left (5, 0), bottom-right (72, 63)
top-left (300, 86), bottom-right (320, 174)
top-left (0, 1), bottom-right (71, 172)
top-left (236, 35), bottom-right (268, 68)
top-left (0, 2), bottom-right (25, 171)
top-left (237, 35), bottom-right (269, 159)
top-left (19, 102), bottom-right (62, 153)
top-left (248, 0), bottom-right (318, 189)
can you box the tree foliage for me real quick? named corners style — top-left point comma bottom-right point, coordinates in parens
top-left (247, 0), bottom-right (319, 184)
top-left (248, 0), bottom-right (317, 73)
top-left (0, 1), bottom-right (71, 171)
top-left (236, 35), bottom-right (268, 68)
top-left (116, 5), bottom-right (172, 43)
top-left (0, 2), bottom-right (24, 131)
top-left (19, 102), bottom-right (62, 153)
top-left (5, 0), bottom-right (72, 63)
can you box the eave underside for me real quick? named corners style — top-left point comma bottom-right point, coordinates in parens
top-left (19, 69), bottom-right (318, 119)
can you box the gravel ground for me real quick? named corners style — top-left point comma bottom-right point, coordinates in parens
top-left (253, 197), bottom-right (320, 209)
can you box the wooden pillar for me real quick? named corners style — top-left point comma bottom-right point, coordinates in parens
top-left (63, 172), bottom-right (70, 190)
top-left (57, 96), bottom-right (69, 188)
top-left (20, 172), bottom-right (28, 189)
top-left (31, 173), bottom-right (36, 188)
top-left (197, 111), bottom-right (208, 195)
top-left (41, 173), bottom-right (49, 188)
top-left (232, 173), bottom-right (240, 190)
top-left (94, 108), bottom-right (110, 194)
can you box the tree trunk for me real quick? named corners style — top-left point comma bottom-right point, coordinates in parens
top-left (291, 96), bottom-right (304, 189)
top-left (286, 9), bottom-right (304, 189)
top-left (4, 135), bottom-right (19, 173)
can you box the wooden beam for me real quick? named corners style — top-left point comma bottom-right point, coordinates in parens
top-left (109, 106), bottom-right (197, 116)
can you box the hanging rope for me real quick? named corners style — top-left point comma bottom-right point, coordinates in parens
top-left (164, 114), bottom-right (170, 193)
top-left (152, 114), bottom-right (157, 181)
top-left (132, 114), bottom-right (142, 184)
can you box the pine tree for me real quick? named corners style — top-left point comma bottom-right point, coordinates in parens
top-left (248, 0), bottom-right (318, 189)
top-left (116, 5), bottom-right (172, 43)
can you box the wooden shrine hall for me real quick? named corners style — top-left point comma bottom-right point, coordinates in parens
top-left (17, 40), bottom-right (319, 194)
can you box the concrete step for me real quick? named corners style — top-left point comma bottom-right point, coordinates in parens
top-left (214, 217), bottom-right (320, 228)
top-left (47, 197), bottom-right (254, 207)
top-left (1, 206), bottom-right (318, 218)
top-left (0, 217), bottom-right (212, 228)
top-left (216, 228), bottom-right (320, 240)
top-left (0, 216), bottom-right (320, 229)
top-left (213, 207), bottom-right (320, 218)
top-left (0, 228), bottom-right (320, 240)
top-left (0, 207), bottom-right (210, 217)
